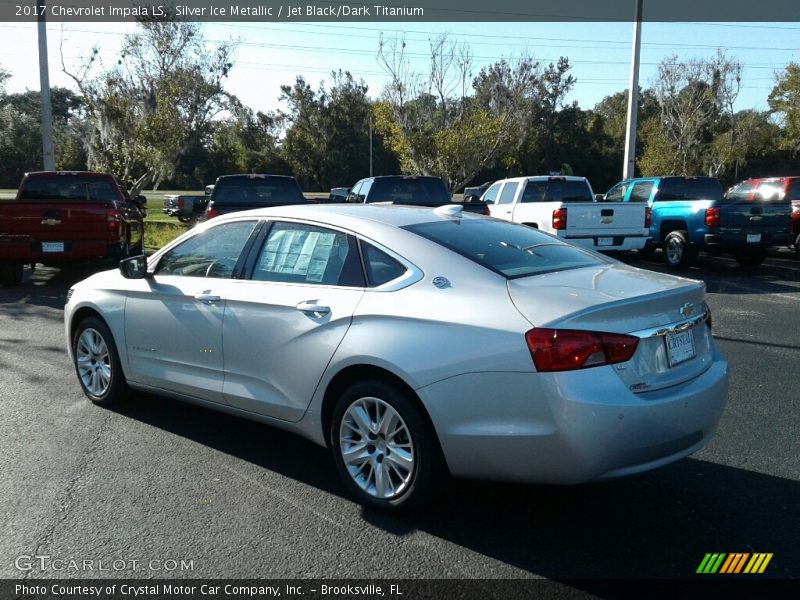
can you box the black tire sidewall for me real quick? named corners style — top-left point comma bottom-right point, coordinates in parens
top-left (72, 316), bottom-right (126, 406)
top-left (330, 380), bottom-right (443, 512)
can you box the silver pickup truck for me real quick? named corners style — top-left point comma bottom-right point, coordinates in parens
top-left (483, 176), bottom-right (651, 252)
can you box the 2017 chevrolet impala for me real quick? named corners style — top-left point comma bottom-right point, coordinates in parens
top-left (65, 204), bottom-right (728, 510)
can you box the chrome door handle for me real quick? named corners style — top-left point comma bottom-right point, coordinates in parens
top-left (194, 291), bottom-right (221, 304)
top-left (296, 300), bottom-right (330, 317)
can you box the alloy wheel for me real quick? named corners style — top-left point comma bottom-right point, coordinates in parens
top-left (76, 328), bottom-right (112, 397)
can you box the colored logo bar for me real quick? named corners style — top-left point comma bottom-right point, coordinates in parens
top-left (697, 553), bottom-right (773, 574)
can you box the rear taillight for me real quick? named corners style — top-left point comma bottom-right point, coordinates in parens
top-left (645, 206), bottom-right (652, 228)
top-left (552, 208), bottom-right (567, 230)
top-left (206, 206), bottom-right (219, 219)
top-left (525, 328), bottom-right (639, 372)
top-left (177, 197), bottom-right (185, 208)
top-left (106, 207), bottom-right (121, 232)
top-left (705, 207), bottom-right (720, 228)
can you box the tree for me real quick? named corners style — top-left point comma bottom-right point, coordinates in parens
top-left (375, 34), bottom-right (541, 191)
top-left (768, 62), bottom-right (800, 155)
top-left (62, 18), bottom-right (234, 193)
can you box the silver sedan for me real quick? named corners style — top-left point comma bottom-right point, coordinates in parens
top-left (65, 204), bottom-right (728, 511)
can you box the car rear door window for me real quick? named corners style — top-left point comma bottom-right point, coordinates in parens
top-left (603, 182), bottom-right (629, 202)
top-left (252, 222), bottom-right (364, 286)
top-left (786, 181), bottom-right (800, 201)
top-left (629, 181), bottom-right (654, 202)
top-left (156, 220), bottom-right (258, 278)
top-left (497, 182), bottom-right (519, 205)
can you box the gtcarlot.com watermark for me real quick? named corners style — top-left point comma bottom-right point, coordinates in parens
top-left (15, 554), bottom-right (194, 573)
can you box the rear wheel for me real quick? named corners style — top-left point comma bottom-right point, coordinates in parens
top-left (735, 249), bottom-right (766, 269)
top-left (663, 230), bottom-right (696, 269)
top-left (330, 380), bottom-right (445, 512)
top-left (0, 261), bottom-right (23, 286)
top-left (72, 317), bottom-right (127, 406)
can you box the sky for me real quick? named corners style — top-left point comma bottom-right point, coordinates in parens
top-left (1, 20), bottom-right (799, 115)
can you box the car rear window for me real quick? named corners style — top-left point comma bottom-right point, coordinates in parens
top-left (213, 177), bottom-right (304, 205)
top-left (657, 178), bottom-right (723, 201)
top-left (366, 177), bottom-right (451, 205)
top-left (404, 218), bottom-right (605, 279)
top-left (520, 179), bottom-right (593, 203)
top-left (18, 175), bottom-right (120, 201)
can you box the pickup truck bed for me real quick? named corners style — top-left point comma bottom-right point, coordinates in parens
top-left (485, 176), bottom-right (649, 251)
top-left (0, 171), bottom-right (144, 285)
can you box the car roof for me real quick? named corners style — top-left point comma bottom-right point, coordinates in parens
top-left (495, 176), bottom-right (589, 183)
top-left (212, 203), bottom-right (482, 231)
top-left (216, 174), bottom-right (297, 180)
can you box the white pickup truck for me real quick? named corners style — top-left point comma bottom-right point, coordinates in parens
top-left (482, 176), bottom-right (651, 252)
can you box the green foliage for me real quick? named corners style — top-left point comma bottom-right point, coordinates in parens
top-left (769, 62), bottom-right (800, 155)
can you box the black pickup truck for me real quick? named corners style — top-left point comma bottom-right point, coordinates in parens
top-left (346, 175), bottom-right (489, 214)
top-left (204, 174), bottom-right (310, 219)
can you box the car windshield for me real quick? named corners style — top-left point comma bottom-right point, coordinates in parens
top-left (367, 177), bottom-right (451, 205)
top-left (404, 218), bottom-right (606, 279)
top-left (213, 177), bottom-right (304, 205)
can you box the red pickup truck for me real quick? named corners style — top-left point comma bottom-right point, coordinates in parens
top-left (0, 171), bottom-right (146, 285)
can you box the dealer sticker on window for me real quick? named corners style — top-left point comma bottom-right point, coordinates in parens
top-left (666, 328), bottom-right (695, 367)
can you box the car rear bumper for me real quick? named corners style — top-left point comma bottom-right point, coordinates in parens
top-left (704, 232), bottom-right (792, 249)
top-left (417, 353), bottom-right (728, 484)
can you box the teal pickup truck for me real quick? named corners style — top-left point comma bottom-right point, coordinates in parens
top-left (601, 176), bottom-right (792, 268)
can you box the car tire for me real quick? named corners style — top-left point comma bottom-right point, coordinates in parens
top-left (330, 379), bottom-right (446, 512)
top-left (178, 215), bottom-right (194, 224)
top-left (0, 261), bottom-right (23, 286)
top-left (735, 250), bottom-right (766, 269)
top-left (663, 230), bottom-right (696, 269)
top-left (72, 316), bottom-right (127, 406)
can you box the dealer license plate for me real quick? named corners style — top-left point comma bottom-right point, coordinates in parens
top-left (746, 233), bottom-right (761, 243)
top-left (42, 242), bottom-right (64, 253)
top-left (665, 329), bottom-right (695, 367)
top-left (597, 237), bottom-right (614, 247)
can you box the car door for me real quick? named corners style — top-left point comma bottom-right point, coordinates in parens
top-left (124, 219), bottom-right (260, 402)
top-left (221, 220), bottom-right (366, 422)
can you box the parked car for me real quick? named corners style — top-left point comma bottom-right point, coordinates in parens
top-left (204, 174), bottom-right (309, 220)
top-left (724, 176), bottom-right (800, 255)
top-left (346, 175), bottom-right (489, 214)
top-left (604, 176), bottom-right (792, 268)
top-left (328, 187), bottom-right (351, 203)
top-left (0, 171), bottom-right (145, 286)
top-left (485, 176), bottom-right (650, 252)
top-left (65, 204), bottom-right (727, 511)
top-left (163, 193), bottom-right (209, 223)
top-left (463, 180), bottom-right (493, 202)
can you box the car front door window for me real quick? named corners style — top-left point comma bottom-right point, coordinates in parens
top-left (156, 220), bottom-right (257, 278)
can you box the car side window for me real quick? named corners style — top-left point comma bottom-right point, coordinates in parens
top-left (787, 181), bottom-right (800, 201)
top-left (604, 182), bottom-right (628, 202)
top-left (754, 182), bottom-right (786, 203)
top-left (346, 182), bottom-right (363, 203)
top-left (360, 242), bottom-right (408, 287)
top-left (629, 181), bottom-right (654, 202)
top-left (359, 180), bottom-right (373, 202)
top-left (482, 182), bottom-right (502, 204)
top-left (252, 222), bottom-right (363, 286)
top-left (725, 182), bottom-right (755, 202)
top-left (497, 182), bottom-right (519, 205)
top-left (156, 220), bottom-right (257, 278)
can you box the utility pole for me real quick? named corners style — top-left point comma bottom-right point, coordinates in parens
top-left (369, 114), bottom-right (373, 177)
top-left (622, 0), bottom-right (643, 180)
top-left (38, 3), bottom-right (56, 171)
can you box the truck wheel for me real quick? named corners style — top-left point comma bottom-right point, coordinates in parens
top-left (72, 316), bottom-right (128, 406)
top-left (0, 262), bottom-right (23, 286)
top-left (178, 215), bottom-right (194, 224)
top-left (330, 379), bottom-right (446, 512)
top-left (663, 231), bottom-right (696, 269)
top-left (735, 250), bottom-right (766, 269)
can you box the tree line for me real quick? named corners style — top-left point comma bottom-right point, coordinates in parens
top-left (1, 21), bottom-right (798, 195)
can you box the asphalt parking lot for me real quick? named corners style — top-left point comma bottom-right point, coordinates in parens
top-left (0, 250), bottom-right (798, 582)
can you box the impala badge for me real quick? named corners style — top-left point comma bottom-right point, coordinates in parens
top-left (680, 302), bottom-right (695, 318)
top-left (41, 218), bottom-right (62, 226)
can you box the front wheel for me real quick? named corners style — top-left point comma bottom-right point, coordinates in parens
top-left (330, 380), bottom-right (446, 512)
top-left (72, 317), bottom-right (127, 406)
top-left (663, 230), bottom-right (696, 269)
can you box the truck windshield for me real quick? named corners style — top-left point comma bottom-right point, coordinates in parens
top-left (367, 177), bottom-right (451, 205)
top-left (18, 175), bottom-right (119, 202)
top-left (213, 177), bottom-right (304, 205)
top-left (404, 218), bottom-right (605, 279)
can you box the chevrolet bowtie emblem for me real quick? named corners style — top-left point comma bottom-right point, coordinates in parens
top-left (680, 302), bottom-right (695, 318)
top-left (750, 215), bottom-right (762, 221)
top-left (41, 218), bottom-right (62, 226)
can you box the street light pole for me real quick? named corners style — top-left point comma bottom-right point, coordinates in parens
top-left (369, 114), bottom-right (373, 177)
top-left (623, 0), bottom-right (643, 180)
top-left (38, 2), bottom-right (56, 171)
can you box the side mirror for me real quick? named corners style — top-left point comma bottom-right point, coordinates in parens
top-left (595, 193), bottom-right (605, 201)
top-left (119, 255), bottom-right (149, 279)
